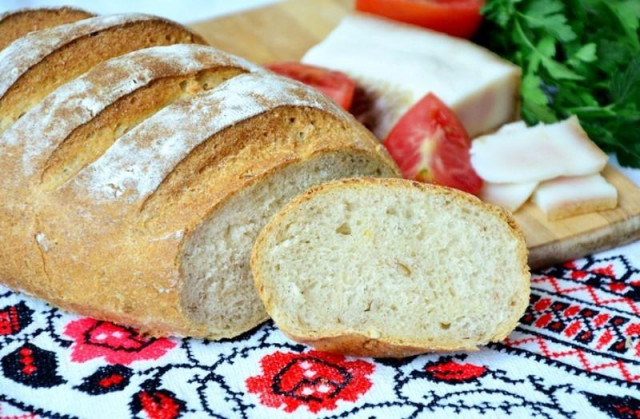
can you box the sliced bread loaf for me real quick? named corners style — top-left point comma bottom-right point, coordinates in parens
top-left (0, 7), bottom-right (94, 51)
top-left (0, 14), bottom-right (205, 135)
top-left (251, 178), bottom-right (530, 357)
top-left (3, 56), bottom-right (398, 340)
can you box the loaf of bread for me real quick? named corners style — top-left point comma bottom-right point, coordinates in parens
top-left (0, 7), bottom-right (94, 51)
top-left (0, 20), bottom-right (399, 339)
top-left (0, 13), bottom-right (205, 134)
top-left (0, 44), bottom-right (259, 300)
top-left (252, 178), bottom-right (530, 357)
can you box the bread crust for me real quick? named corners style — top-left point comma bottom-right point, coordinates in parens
top-left (0, 14), bottom-right (206, 133)
top-left (0, 7), bottom-right (94, 51)
top-left (251, 178), bottom-right (530, 357)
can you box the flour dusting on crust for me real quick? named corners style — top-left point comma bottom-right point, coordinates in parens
top-left (0, 14), bottom-right (157, 98)
top-left (74, 72), bottom-right (346, 204)
top-left (0, 44), bottom-right (258, 177)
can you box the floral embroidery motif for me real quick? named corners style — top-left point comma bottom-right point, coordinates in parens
top-left (130, 387), bottom-right (185, 419)
top-left (246, 350), bottom-right (375, 413)
top-left (64, 318), bottom-right (176, 365)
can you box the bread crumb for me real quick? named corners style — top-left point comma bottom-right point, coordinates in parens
top-left (35, 232), bottom-right (49, 252)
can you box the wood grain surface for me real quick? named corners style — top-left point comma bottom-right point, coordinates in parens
top-left (190, 0), bottom-right (640, 268)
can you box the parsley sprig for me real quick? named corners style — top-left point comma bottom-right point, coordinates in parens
top-left (477, 0), bottom-right (640, 167)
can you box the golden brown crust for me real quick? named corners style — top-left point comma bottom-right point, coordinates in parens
top-left (281, 331), bottom-right (478, 359)
top-left (251, 178), bottom-right (530, 357)
top-left (0, 15), bottom-right (207, 134)
top-left (0, 7), bottom-right (94, 51)
top-left (0, 45), bottom-right (256, 326)
top-left (41, 67), bottom-right (246, 190)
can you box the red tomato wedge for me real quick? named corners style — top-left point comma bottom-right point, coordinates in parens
top-left (355, 0), bottom-right (484, 39)
top-left (384, 93), bottom-right (483, 195)
top-left (266, 62), bottom-right (356, 110)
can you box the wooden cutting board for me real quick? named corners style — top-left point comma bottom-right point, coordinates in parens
top-left (190, 0), bottom-right (640, 269)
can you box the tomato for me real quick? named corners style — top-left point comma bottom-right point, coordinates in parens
top-left (266, 62), bottom-right (356, 110)
top-left (383, 93), bottom-right (483, 195)
top-left (355, 0), bottom-right (484, 39)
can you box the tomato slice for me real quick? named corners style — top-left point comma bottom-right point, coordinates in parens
top-left (266, 62), bottom-right (356, 110)
top-left (355, 0), bottom-right (484, 39)
top-left (384, 93), bottom-right (483, 195)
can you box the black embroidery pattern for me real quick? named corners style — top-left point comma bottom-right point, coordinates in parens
top-left (76, 365), bottom-right (133, 395)
top-left (2, 343), bottom-right (65, 388)
top-left (584, 392), bottom-right (640, 419)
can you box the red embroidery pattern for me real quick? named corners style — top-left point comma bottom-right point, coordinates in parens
top-left (18, 347), bottom-right (36, 376)
top-left (424, 360), bottom-right (487, 383)
top-left (0, 403), bottom-right (37, 419)
top-left (502, 258), bottom-right (640, 384)
top-left (64, 318), bottom-right (176, 365)
top-left (0, 303), bottom-right (32, 336)
top-left (246, 350), bottom-right (375, 413)
top-left (585, 392), bottom-right (640, 419)
top-left (131, 390), bottom-right (184, 419)
top-left (2, 251), bottom-right (640, 417)
top-left (547, 258), bottom-right (640, 312)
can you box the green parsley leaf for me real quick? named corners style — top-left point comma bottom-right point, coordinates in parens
top-left (572, 43), bottom-right (597, 63)
top-left (610, 55), bottom-right (640, 103)
top-left (521, 0), bottom-right (576, 42)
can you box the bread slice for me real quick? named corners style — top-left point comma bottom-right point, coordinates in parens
top-left (0, 7), bottom-right (94, 51)
top-left (0, 14), bottom-right (205, 135)
top-left (252, 178), bottom-right (530, 357)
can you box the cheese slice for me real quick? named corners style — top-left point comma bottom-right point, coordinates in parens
top-left (480, 181), bottom-right (538, 212)
top-left (532, 174), bottom-right (618, 220)
top-left (470, 116), bottom-right (608, 183)
top-left (302, 14), bottom-right (520, 139)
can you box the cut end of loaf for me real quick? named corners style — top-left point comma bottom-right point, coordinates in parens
top-left (179, 153), bottom-right (396, 340)
top-left (252, 178), bottom-right (530, 357)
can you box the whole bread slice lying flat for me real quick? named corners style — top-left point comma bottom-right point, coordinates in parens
top-left (252, 178), bottom-right (530, 358)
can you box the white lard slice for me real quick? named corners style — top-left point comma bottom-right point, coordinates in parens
top-left (497, 120), bottom-right (528, 134)
top-left (302, 14), bottom-right (520, 139)
top-left (480, 181), bottom-right (539, 212)
top-left (532, 174), bottom-right (618, 220)
top-left (470, 116), bottom-right (608, 183)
